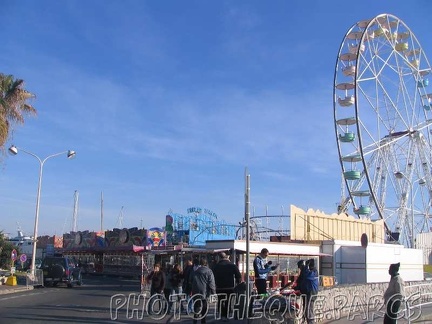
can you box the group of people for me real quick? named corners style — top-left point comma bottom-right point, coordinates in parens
top-left (145, 262), bottom-right (184, 313)
top-left (253, 248), bottom-right (319, 323)
top-left (293, 258), bottom-right (319, 324)
top-left (253, 248), bottom-right (406, 324)
top-left (146, 253), bottom-right (240, 323)
top-left (146, 249), bottom-right (406, 324)
top-left (183, 253), bottom-right (243, 323)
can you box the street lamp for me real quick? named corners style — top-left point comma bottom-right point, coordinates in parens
top-left (394, 171), bottom-right (414, 248)
top-left (8, 145), bottom-right (76, 276)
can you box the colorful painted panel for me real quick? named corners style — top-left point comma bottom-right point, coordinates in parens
top-left (63, 231), bottom-right (106, 249)
top-left (147, 227), bottom-right (166, 247)
top-left (105, 227), bottom-right (146, 247)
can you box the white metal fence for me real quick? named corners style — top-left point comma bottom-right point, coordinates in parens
top-left (26, 269), bottom-right (43, 287)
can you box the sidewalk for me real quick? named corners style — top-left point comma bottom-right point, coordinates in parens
top-left (0, 271), bottom-right (33, 295)
top-left (0, 283), bottom-right (33, 295)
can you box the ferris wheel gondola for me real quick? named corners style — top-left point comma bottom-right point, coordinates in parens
top-left (333, 14), bottom-right (432, 247)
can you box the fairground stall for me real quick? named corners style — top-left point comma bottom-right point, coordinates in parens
top-left (60, 207), bottom-right (238, 277)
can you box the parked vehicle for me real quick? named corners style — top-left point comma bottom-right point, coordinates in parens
top-left (41, 256), bottom-right (82, 287)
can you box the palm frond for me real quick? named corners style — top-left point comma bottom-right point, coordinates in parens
top-left (0, 73), bottom-right (37, 149)
top-left (0, 117), bottom-right (9, 148)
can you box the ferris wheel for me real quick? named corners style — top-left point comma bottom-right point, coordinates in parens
top-left (333, 13), bottom-right (432, 248)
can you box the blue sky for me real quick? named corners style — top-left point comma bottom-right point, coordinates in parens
top-left (1, 0), bottom-right (431, 237)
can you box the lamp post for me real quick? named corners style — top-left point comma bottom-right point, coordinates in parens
top-left (244, 167), bottom-right (250, 319)
top-left (394, 171), bottom-right (414, 248)
top-left (8, 145), bottom-right (76, 275)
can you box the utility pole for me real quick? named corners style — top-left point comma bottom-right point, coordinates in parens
top-left (100, 191), bottom-right (104, 232)
top-left (72, 190), bottom-right (79, 232)
top-left (245, 167), bottom-right (251, 320)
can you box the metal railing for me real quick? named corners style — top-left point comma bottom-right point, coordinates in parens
top-left (26, 269), bottom-right (43, 287)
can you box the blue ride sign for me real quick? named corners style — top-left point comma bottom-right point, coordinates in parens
top-left (187, 207), bottom-right (218, 219)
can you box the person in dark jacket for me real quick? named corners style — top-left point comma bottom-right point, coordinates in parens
top-left (170, 263), bottom-right (185, 312)
top-left (163, 264), bottom-right (173, 312)
top-left (191, 257), bottom-right (216, 324)
top-left (147, 263), bottom-right (165, 296)
top-left (302, 259), bottom-right (319, 324)
top-left (213, 252), bottom-right (242, 321)
top-left (294, 260), bottom-right (307, 294)
top-left (171, 263), bottom-right (184, 292)
top-left (182, 257), bottom-right (194, 313)
top-left (147, 263), bottom-right (165, 314)
top-left (182, 258), bottom-right (193, 294)
top-left (293, 259), bottom-right (308, 322)
top-left (383, 262), bottom-right (405, 324)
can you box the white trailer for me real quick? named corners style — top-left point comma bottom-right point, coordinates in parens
top-left (321, 240), bottom-right (423, 284)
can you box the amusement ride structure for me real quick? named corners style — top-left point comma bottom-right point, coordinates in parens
top-left (334, 14), bottom-right (432, 247)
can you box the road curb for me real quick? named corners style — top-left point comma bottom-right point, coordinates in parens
top-left (0, 285), bottom-right (34, 295)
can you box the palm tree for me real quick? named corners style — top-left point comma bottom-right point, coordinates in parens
top-left (0, 73), bottom-right (37, 149)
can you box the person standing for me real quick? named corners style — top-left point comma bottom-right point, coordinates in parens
top-left (213, 252), bottom-right (242, 321)
top-left (191, 257), bottom-right (216, 324)
top-left (147, 263), bottom-right (165, 296)
top-left (293, 260), bottom-right (306, 292)
top-left (302, 259), bottom-right (319, 324)
top-left (147, 263), bottom-right (165, 314)
top-left (383, 262), bottom-right (405, 324)
top-left (171, 263), bottom-right (185, 312)
top-left (182, 257), bottom-right (193, 295)
top-left (163, 264), bottom-right (173, 312)
top-left (253, 248), bottom-right (278, 295)
top-left (292, 260), bottom-right (308, 322)
top-left (182, 257), bottom-right (195, 313)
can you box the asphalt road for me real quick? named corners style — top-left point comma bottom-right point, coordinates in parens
top-left (0, 275), bottom-right (245, 324)
top-left (0, 275), bottom-right (136, 323)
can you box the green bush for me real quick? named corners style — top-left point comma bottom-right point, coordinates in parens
top-left (0, 231), bottom-right (18, 269)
